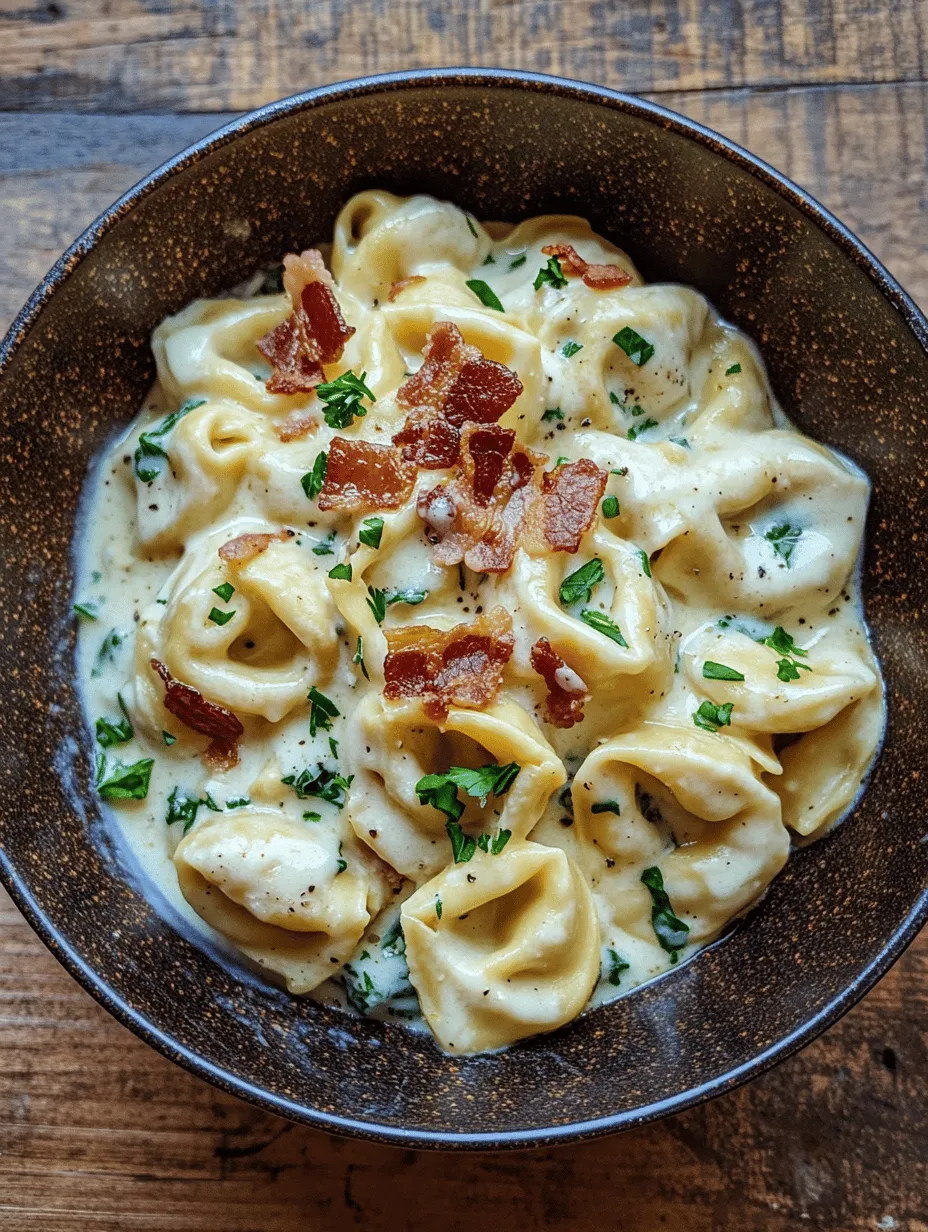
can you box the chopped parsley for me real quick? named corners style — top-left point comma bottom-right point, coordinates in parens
top-left (466, 279), bottom-right (504, 312)
top-left (435, 895), bottom-right (443, 920)
top-left (580, 609), bottom-right (628, 647)
top-left (359, 516), bottom-right (384, 549)
top-left (308, 686), bottom-right (339, 737)
top-left (776, 657), bottom-right (812, 682)
top-left (301, 451), bottom-right (328, 500)
top-left (353, 636), bottom-right (369, 680)
top-left (96, 755), bottom-right (153, 802)
top-left (559, 558), bottom-right (605, 607)
top-left (483, 253), bottom-right (496, 266)
top-left (725, 362), bottom-right (742, 375)
top-left (641, 866), bottom-right (689, 962)
top-left (606, 948), bottom-right (630, 985)
top-left (764, 522), bottom-right (802, 567)
top-left (336, 842), bottom-right (347, 875)
top-left (208, 607), bottom-right (235, 626)
top-left (312, 532), bottom-right (336, 556)
top-left (328, 562), bottom-right (352, 581)
top-left (303, 811), bottom-right (322, 822)
top-left (134, 399), bottom-right (204, 483)
top-left (613, 326), bottom-right (655, 367)
top-left (226, 797), bottom-right (251, 809)
top-left (561, 340), bottom-right (583, 358)
top-left (542, 407), bottom-right (564, 422)
top-left (763, 626), bottom-right (808, 658)
top-left (477, 829), bottom-right (512, 855)
top-left (445, 819), bottom-right (476, 863)
top-left (73, 600), bottom-right (100, 620)
top-left (416, 763), bottom-right (520, 859)
top-left (385, 587), bottom-right (428, 608)
top-left (702, 661), bottom-right (745, 682)
top-left (91, 628), bottom-right (123, 678)
top-left (602, 495), bottom-right (620, 518)
top-left (627, 417), bottom-right (659, 441)
top-left (165, 787), bottom-right (202, 832)
top-left (669, 436), bottom-right (690, 449)
top-left (316, 370), bottom-right (375, 430)
top-left (638, 548), bottom-right (652, 578)
top-left (95, 695), bottom-right (134, 748)
top-left (329, 736), bottom-right (339, 758)
top-left (591, 800), bottom-right (621, 816)
top-left (465, 214), bottom-right (478, 238)
top-left (282, 764), bottom-right (353, 808)
top-left (554, 456), bottom-right (569, 467)
top-left (366, 586), bottom-right (386, 624)
top-left (212, 582), bottom-right (235, 602)
top-left (162, 731), bottom-right (176, 746)
top-left (533, 256), bottom-right (568, 291)
top-left (509, 253), bottom-right (527, 270)
top-left (693, 699), bottom-right (734, 732)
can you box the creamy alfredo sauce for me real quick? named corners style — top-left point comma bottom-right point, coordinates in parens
top-left (74, 192), bottom-right (884, 1055)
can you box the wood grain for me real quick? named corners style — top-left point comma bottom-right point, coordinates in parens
top-left (0, 0), bottom-right (927, 113)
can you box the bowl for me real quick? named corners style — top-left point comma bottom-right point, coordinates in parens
top-left (1, 69), bottom-right (926, 1150)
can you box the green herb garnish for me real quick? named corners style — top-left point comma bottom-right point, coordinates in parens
top-left (466, 279), bottom-right (504, 312)
top-left (693, 700), bottom-right (734, 732)
top-left (776, 657), bottom-right (812, 682)
top-left (465, 214), bottom-right (478, 237)
top-left (559, 558), bottom-right (605, 606)
top-left (613, 326), bottom-right (655, 367)
top-left (212, 582), bottom-right (235, 602)
top-left (627, 417), bottom-right (659, 441)
top-left (366, 586), bottom-right (386, 624)
top-left (96, 755), bottom-right (153, 802)
top-left (359, 516), bottom-right (384, 549)
top-left (509, 253), bottom-right (527, 270)
top-left (591, 800), bottom-right (621, 816)
top-left (638, 548), bottom-right (652, 577)
top-left (385, 587), bottom-right (428, 608)
top-left (301, 451), bottom-right (328, 500)
top-left (73, 601), bottom-right (100, 620)
top-left (580, 609), bottom-right (628, 647)
top-left (95, 695), bottom-right (134, 748)
top-left (308, 686), bottom-right (339, 737)
top-left (91, 628), bottom-right (123, 678)
top-left (725, 363), bottom-right (742, 375)
top-left (606, 948), bottom-right (630, 985)
top-left (134, 399), bottom-right (204, 482)
top-left (226, 797), bottom-right (251, 809)
top-left (702, 661), bottom-right (745, 681)
top-left (533, 256), bottom-right (568, 291)
top-left (641, 866), bottom-right (689, 961)
top-left (328, 562), bottom-right (352, 581)
top-left (208, 607), bottom-right (234, 626)
top-left (764, 522), bottom-right (802, 567)
top-left (353, 636), bottom-right (369, 680)
top-left (483, 253), bottom-right (496, 266)
top-left (435, 895), bottom-right (443, 920)
top-left (602, 496), bottom-right (620, 518)
top-left (316, 370), bottom-right (375, 430)
top-left (162, 731), bottom-right (176, 746)
top-left (166, 787), bottom-right (201, 831)
top-left (312, 532), bottom-right (336, 556)
top-left (542, 407), bottom-right (564, 422)
top-left (763, 626), bottom-right (807, 657)
top-left (303, 811), bottom-right (322, 822)
top-left (561, 341), bottom-right (583, 358)
top-left (282, 764), bottom-right (353, 808)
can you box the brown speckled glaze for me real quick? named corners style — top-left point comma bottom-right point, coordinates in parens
top-left (0, 71), bottom-right (926, 1150)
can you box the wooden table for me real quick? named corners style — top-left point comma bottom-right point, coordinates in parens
top-left (1, 4), bottom-right (927, 1228)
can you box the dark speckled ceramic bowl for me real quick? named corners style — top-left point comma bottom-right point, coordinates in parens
top-left (1, 70), bottom-right (926, 1150)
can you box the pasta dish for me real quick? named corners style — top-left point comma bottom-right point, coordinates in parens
top-left (75, 192), bottom-right (884, 1054)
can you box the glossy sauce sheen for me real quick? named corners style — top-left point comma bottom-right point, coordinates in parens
top-left (75, 192), bottom-right (885, 1055)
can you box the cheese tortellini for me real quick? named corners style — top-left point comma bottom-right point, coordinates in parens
top-left (79, 190), bottom-right (883, 1058)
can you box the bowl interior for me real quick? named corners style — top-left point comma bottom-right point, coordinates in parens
top-left (1, 74), bottom-right (926, 1147)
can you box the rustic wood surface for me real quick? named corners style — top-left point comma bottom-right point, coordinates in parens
top-left (1, 3), bottom-right (927, 1229)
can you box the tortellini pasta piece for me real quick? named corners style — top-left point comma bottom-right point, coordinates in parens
top-left (332, 191), bottom-right (489, 304)
top-left (133, 398), bottom-right (271, 550)
top-left (655, 433), bottom-right (869, 614)
top-left (401, 841), bottom-right (600, 1053)
top-left (135, 531), bottom-right (339, 730)
top-left (174, 811), bottom-right (392, 992)
top-left (682, 624), bottom-right (877, 734)
top-left (153, 297), bottom-right (302, 416)
top-left (344, 695), bottom-right (565, 881)
top-left (572, 724), bottom-right (790, 946)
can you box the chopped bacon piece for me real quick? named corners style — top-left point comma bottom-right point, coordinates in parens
top-left (218, 529), bottom-right (294, 565)
top-left (393, 322), bottom-right (522, 469)
top-left (257, 249), bottom-right (355, 395)
top-left (417, 424), bottom-right (541, 573)
top-left (276, 407), bottom-right (319, 442)
top-left (541, 243), bottom-right (632, 291)
top-left (541, 458), bottom-right (608, 552)
top-left (531, 638), bottom-right (588, 729)
top-left (383, 608), bottom-right (514, 722)
top-left (318, 436), bottom-right (416, 512)
top-left (151, 658), bottom-right (243, 767)
top-left (388, 275), bottom-right (426, 301)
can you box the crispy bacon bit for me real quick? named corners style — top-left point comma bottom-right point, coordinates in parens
top-left (393, 322), bottom-right (523, 469)
top-left (388, 275), bottom-right (426, 302)
top-left (318, 436), bottom-right (416, 512)
top-left (276, 407), bottom-right (319, 442)
top-left (531, 638), bottom-right (588, 729)
top-left (383, 608), bottom-right (514, 722)
top-left (541, 458), bottom-right (608, 553)
top-left (257, 249), bottom-right (355, 395)
top-left (151, 658), bottom-right (243, 767)
top-left (417, 425), bottom-right (541, 573)
top-left (218, 529), bottom-right (294, 565)
top-left (541, 243), bottom-right (632, 291)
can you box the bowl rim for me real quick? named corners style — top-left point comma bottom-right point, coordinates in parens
top-left (2, 67), bottom-right (927, 1150)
